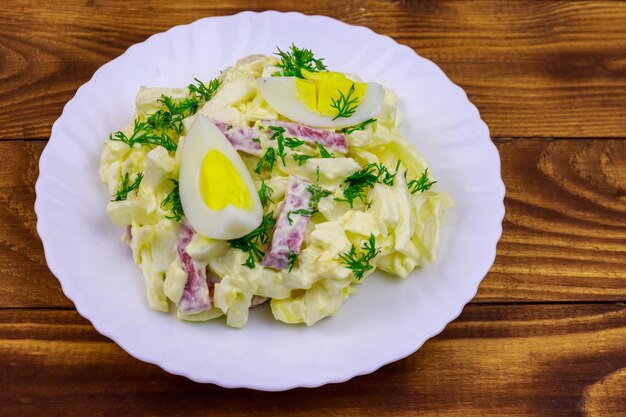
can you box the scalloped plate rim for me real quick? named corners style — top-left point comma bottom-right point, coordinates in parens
top-left (35, 10), bottom-right (505, 391)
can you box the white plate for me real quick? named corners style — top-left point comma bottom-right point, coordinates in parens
top-left (35, 11), bottom-right (505, 390)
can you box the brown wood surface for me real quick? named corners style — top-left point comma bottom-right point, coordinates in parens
top-left (0, 1), bottom-right (625, 416)
top-left (1, 0), bottom-right (626, 139)
top-left (1, 305), bottom-right (625, 416)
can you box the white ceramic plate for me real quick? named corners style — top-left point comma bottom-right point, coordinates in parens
top-left (35, 11), bottom-right (505, 390)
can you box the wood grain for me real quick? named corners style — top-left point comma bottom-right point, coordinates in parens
top-left (477, 138), bottom-right (626, 302)
top-left (2, 2), bottom-right (626, 414)
top-left (0, 142), bottom-right (67, 307)
top-left (1, 305), bottom-right (624, 416)
top-left (1, 138), bottom-right (624, 308)
top-left (1, 0), bottom-right (625, 139)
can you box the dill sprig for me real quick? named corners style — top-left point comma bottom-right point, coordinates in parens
top-left (308, 183), bottom-right (332, 208)
top-left (283, 134), bottom-right (334, 166)
top-left (335, 162), bottom-right (435, 206)
top-left (161, 179), bottom-right (184, 221)
top-left (339, 234), bottom-right (381, 280)
top-left (268, 126), bottom-right (286, 136)
top-left (277, 138), bottom-right (286, 166)
top-left (157, 95), bottom-right (199, 134)
top-left (380, 160), bottom-right (401, 186)
top-left (330, 83), bottom-right (359, 120)
top-left (188, 78), bottom-right (221, 102)
top-left (287, 208), bottom-right (314, 225)
top-left (109, 118), bottom-right (177, 152)
top-left (258, 179), bottom-right (274, 208)
top-left (145, 109), bottom-right (173, 133)
top-left (274, 44), bottom-right (327, 79)
top-left (254, 147), bottom-right (276, 175)
top-left (335, 161), bottom-right (402, 207)
top-left (315, 142), bottom-right (334, 158)
top-left (341, 118), bottom-right (377, 134)
top-left (286, 183), bottom-right (332, 225)
top-left (406, 168), bottom-right (436, 194)
top-left (149, 77), bottom-right (220, 135)
top-left (159, 95), bottom-right (199, 118)
top-left (109, 77), bottom-right (220, 150)
top-left (228, 213), bottom-right (276, 269)
top-left (112, 172), bottom-right (143, 202)
top-left (292, 154), bottom-right (315, 166)
top-left (287, 250), bottom-right (298, 273)
top-left (284, 137), bottom-right (305, 149)
top-left (268, 126), bottom-right (288, 166)
top-left (335, 164), bottom-right (380, 208)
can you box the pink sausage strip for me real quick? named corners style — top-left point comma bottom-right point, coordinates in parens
top-left (251, 295), bottom-right (268, 308)
top-left (207, 272), bottom-right (219, 299)
top-left (262, 176), bottom-right (313, 270)
top-left (177, 224), bottom-right (212, 314)
top-left (211, 119), bottom-right (263, 156)
top-left (262, 120), bottom-right (348, 153)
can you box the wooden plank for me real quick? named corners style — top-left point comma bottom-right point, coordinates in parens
top-left (0, 305), bottom-right (624, 416)
top-left (0, 141), bottom-right (69, 307)
top-left (477, 138), bottom-right (626, 301)
top-left (1, 138), bottom-right (624, 308)
top-left (0, 1), bottom-right (625, 139)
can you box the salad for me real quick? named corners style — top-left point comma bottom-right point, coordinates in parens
top-left (99, 45), bottom-right (453, 328)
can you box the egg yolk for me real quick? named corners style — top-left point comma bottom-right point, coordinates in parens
top-left (295, 69), bottom-right (368, 117)
top-left (199, 150), bottom-right (252, 210)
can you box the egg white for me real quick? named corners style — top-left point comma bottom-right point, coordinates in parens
top-left (257, 76), bottom-right (384, 129)
top-left (179, 115), bottom-right (262, 240)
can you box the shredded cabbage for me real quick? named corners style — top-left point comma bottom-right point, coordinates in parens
top-left (99, 53), bottom-right (453, 328)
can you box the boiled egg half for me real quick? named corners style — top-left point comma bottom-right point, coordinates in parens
top-left (179, 115), bottom-right (262, 240)
top-left (257, 69), bottom-right (384, 129)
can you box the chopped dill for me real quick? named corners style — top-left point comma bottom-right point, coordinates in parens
top-left (254, 147), bottom-right (276, 175)
top-left (330, 83), bottom-right (359, 120)
top-left (334, 164), bottom-right (380, 208)
top-left (341, 118), bottom-right (377, 134)
top-left (161, 179), bottom-right (184, 221)
top-left (307, 183), bottom-right (332, 208)
top-left (284, 137), bottom-right (305, 149)
top-left (315, 142), bottom-right (334, 158)
top-left (227, 213), bottom-right (276, 269)
top-left (406, 168), bottom-right (436, 194)
top-left (158, 95), bottom-right (199, 134)
top-left (274, 44), bottom-right (327, 79)
top-left (287, 208), bottom-right (315, 225)
top-left (109, 118), bottom-right (177, 151)
top-left (292, 153), bottom-right (315, 166)
top-left (334, 160), bottom-right (404, 207)
top-left (338, 234), bottom-right (381, 280)
top-left (268, 126), bottom-right (288, 166)
top-left (286, 183), bottom-right (332, 225)
top-left (109, 77), bottom-right (220, 150)
top-left (258, 179), bottom-right (274, 208)
top-left (112, 172), bottom-right (143, 202)
top-left (380, 160), bottom-right (401, 186)
top-left (287, 250), bottom-right (298, 273)
top-left (188, 77), bottom-right (221, 102)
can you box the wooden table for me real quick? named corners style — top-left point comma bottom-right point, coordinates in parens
top-left (1, 1), bottom-right (625, 415)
